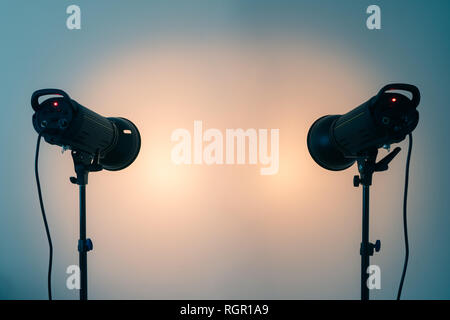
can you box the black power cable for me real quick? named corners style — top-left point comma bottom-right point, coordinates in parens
top-left (35, 132), bottom-right (53, 300)
top-left (397, 133), bottom-right (412, 300)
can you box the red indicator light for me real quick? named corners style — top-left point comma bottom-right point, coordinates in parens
top-left (391, 98), bottom-right (396, 102)
top-left (53, 101), bottom-right (59, 107)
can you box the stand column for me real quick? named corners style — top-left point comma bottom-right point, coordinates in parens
top-left (71, 150), bottom-right (95, 301)
top-left (361, 184), bottom-right (370, 300)
top-left (79, 184), bottom-right (88, 300)
top-left (353, 149), bottom-right (382, 301)
top-left (353, 147), bottom-right (401, 300)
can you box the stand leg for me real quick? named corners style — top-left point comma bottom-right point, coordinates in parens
top-left (361, 185), bottom-right (370, 300)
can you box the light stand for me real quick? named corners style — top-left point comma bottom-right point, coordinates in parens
top-left (69, 150), bottom-right (102, 300)
top-left (353, 147), bottom-right (401, 300)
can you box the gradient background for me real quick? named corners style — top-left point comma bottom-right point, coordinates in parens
top-left (0, 0), bottom-right (449, 299)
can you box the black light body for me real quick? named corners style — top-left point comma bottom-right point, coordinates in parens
top-left (307, 83), bottom-right (420, 170)
top-left (32, 89), bottom-right (141, 300)
top-left (306, 83), bottom-right (420, 300)
top-left (31, 89), bottom-right (141, 171)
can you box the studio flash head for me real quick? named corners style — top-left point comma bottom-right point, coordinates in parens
top-left (32, 89), bottom-right (142, 300)
top-left (307, 83), bottom-right (420, 171)
top-left (31, 89), bottom-right (141, 171)
top-left (307, 83), bottom-right (420, 300)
